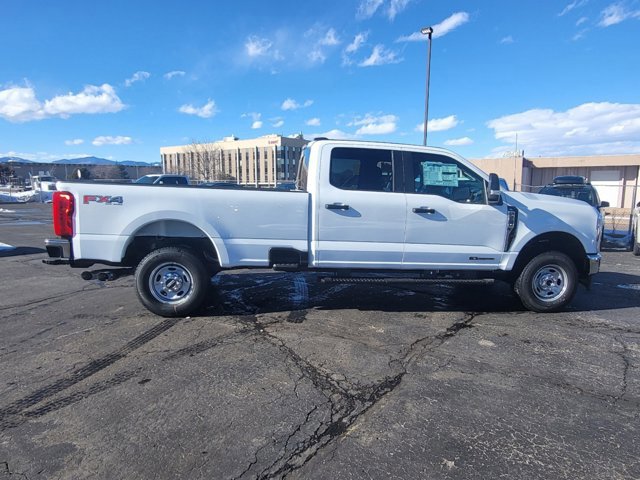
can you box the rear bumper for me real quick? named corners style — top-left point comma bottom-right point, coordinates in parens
top-left (586, 253), bottom-right (601, 276)
top-left (43, 238), bottom-right (71, 265)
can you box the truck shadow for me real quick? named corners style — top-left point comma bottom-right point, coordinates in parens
top-left (0, 246), bottom-right (47, 258)
top-left (203, 270), bottom-right (640, 318)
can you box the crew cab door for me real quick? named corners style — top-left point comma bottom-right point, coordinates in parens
top-left (401, 150), bottom-right (508, 269)
top-left (314, 146), bottom-right (406, 268)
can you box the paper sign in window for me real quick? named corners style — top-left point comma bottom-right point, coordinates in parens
top-left (422, 162), bottom-right (459, 187)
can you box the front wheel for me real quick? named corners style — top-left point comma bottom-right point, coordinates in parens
top-left (514, 251), bottom-right (578, 313)
top-left (135, 247), bottom-right (210, 317)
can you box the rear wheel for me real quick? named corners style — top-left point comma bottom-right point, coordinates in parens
top-left (135, 247), bottom-right (210, 317)
top-left (633, 239), bottom-right (640, 256)
top-left (514, 251), bottom-right (578, 312)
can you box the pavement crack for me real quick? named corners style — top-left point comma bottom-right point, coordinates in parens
top-left (234, 312), bottom-right (477, 479)
top-left (613, 336), bottom-right (631, 403)
top-left (0, 318), bottom-right (181, 430)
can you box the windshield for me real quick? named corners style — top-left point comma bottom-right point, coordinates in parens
top-left (134, 176), bottom-right (157, 184)
top-left (539, 185), bottom-right (598, 206)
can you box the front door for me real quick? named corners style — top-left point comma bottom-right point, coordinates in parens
top-left (402, 150), bottom-right (508, 269)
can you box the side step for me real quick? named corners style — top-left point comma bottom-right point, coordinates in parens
top-left (319, 276), bottom-right (494, 285)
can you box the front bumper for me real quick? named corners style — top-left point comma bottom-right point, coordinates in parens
top-left (586, 253), bottom-right (601, 276)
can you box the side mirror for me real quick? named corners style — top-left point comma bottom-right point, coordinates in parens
top-left (488, 173), bottom-right (501, 204)
top-left (600, 201), bottom-right (610, 208)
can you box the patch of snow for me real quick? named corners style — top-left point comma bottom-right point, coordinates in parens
top-left (0, 242), bottom-right (15, 251)
top-left (0, 190), bottom-right (53, 204)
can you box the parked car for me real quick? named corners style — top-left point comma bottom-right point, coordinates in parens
top-left (538, 176), bottom-right (609, 209)
top-left (198, 182), bottom-right (244, 189)
top-left (539, 176), bottom-right (609, 250)
top-left (134, 174), bottom-right (189, 185)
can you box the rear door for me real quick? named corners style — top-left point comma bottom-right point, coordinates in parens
top-left (402, 150), bottom-right (508, 269)
top-left (314, 145), bottom-right (406, 268)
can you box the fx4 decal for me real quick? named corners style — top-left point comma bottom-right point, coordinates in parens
top-left (83, 195), bottom-right (124, 205)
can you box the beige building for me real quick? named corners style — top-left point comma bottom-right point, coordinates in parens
top-left (471, 153), bottom-right (640, 209)
top-left (160, 134), bottom-right (308, 186)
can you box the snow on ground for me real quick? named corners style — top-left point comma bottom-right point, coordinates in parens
top-left (0, 208), bottom-right (17, 213)
top-left (0, 190), bottom-right (53, 203)
top-left (0, 242), bottom-right (15, 251)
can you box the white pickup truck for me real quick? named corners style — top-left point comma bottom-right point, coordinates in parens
top-left (44, 139), bottom-right (602, 316)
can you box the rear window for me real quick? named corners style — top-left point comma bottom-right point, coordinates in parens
top-left (329, 147), bottom-right (393, 192)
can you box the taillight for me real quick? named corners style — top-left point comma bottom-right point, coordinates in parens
top-left (53, 191), bottom-right (74, 237)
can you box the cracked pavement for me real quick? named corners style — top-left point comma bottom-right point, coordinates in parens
top-left (1, 203), bottom-right (639, 479)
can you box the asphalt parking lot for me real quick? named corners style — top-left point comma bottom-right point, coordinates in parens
top-left (1, 203), bottom-right (639, 479)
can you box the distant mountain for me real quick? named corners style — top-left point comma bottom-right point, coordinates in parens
top-left (0, 156), bottom-right (34, 163)
top-left (54, 156), bottom-right (116, 165)
top-left (1, 155), bottom-right (158, 166)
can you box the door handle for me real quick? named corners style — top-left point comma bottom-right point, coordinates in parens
top-left (325, 203), bottom-right (350, 210)
top-left (412, 207), bottom-right (436, 214)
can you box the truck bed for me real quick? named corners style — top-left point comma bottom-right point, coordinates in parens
top-left (57, 182), bottom-right (310, 267)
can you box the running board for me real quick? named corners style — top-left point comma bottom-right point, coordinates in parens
top-left (319, 277), bottom-right (494, 285)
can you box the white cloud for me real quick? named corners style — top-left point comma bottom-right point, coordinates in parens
top-left (598, 3), bottom-right (640, 27)
top-left (350, 114), bottom-right (398, 135)
top-left (397, 12), bottom-right (470, 42)
top-left (271, 117), bottom-right (285, 128)
top-left (572, 29), bottom-right (588, 40)
top-left (281, 98), bottom-right (314, 111)
top-left (245, 36), bottom-right (273, 57)
top-left (444, 137), bottom-right (473, 146)
top-left (500, 35), bottom-right (514, 44)
top-left (308, 49), bottom-right (327, 64)
top-left (357, 0), bottom-right (384, 19)
top-left (345, 32), bottom-right (368, 54)
top-left (387, 0), bottom-right (411, 20)
top-left (64, 139), bottom-right (84, 146)
top-left (357, 0), bottom-right (411, 20)
top-left (306, 118), bottom-right (321, 127)
top-left (164, 70), bottom-right (186, 80)
top-left (92, 135), bottom-right (132, 146)
top-left (487, 102), bottom-right (640, 156)
top-left (415, 115), bottom-right (459, 133)
top-left (306, 129), bottom-right (359, 140)
top-left (559, 0), bottom-right (588, 16)
top-left (319, 28), bottom-right (340, 46)
top-left (0, 83), bottom-right (125, 123)
top-left (242, 112), bottom-right (263, 129)
top-left (359, 45), bottom-right (402, 67)
top-left (303, 26), bottom-right (341, 65)
top-left (576, 16), bottom-right (589, 26)
top-left (178, 99), bottom-right (217, 118)
top-left (124, 71), bottom-right (150, 87)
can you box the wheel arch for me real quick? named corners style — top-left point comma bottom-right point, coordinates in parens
top-left (511, 232), bottom-right (588, 279)
top-left (121, 218), bottom-right (227, 268)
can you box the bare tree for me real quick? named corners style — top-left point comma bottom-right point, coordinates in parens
top-left (183, 140), bottom-right (234, 182)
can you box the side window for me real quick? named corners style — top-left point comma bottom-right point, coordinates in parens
top-left (411, 152), bottom-right (486, 204)
top-left (330, 147), bottom-right (393, 192)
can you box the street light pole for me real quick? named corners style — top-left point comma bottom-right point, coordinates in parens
top-left (421, 26), bottom-right (433, 146)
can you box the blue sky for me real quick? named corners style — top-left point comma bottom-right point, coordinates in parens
top-left (1, 0), bottom-right (639, 163)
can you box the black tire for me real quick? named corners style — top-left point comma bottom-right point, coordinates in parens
top-left (135, 247), bottom-right (210, 317)
top-left (514, 251), bottom-right (578, 313)
top-left (633, 240), bottom-right (640, 256)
